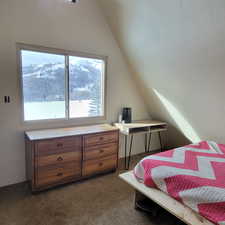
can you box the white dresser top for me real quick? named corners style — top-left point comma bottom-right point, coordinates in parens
top-left (25, 124), bottom-right (118, 141)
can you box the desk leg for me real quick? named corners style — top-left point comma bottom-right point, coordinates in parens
top-left (124, 135), bottom-right (127, 169)
top-left (127, 134), bottom-right (134, 170)
top-left (158, 132), bottom-right (163, 151)
top-left (145, 134), bottom-right (148, 153)
top-left (147, 133), bottom-right (152, 152)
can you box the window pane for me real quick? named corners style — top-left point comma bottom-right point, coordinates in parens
top-left (21, 50), bottom-right (66, 121)
top-left (69, 56), bottom-right (104, 118)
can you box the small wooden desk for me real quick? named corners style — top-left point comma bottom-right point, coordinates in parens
top-left (115, 120), bottom-right (167, 169)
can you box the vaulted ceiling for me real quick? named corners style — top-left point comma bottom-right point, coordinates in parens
top-left (98, 0), bottom-right (225, 147)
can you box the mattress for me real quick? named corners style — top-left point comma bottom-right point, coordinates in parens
top-left (134, 141), bottom-right (225, 225)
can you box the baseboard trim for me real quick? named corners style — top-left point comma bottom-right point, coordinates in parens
top-left (118, 148), bottom-right (161, 169)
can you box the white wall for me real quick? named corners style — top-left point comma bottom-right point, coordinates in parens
top-left (0, 0), bottom-right (150, 187)
top-left (99, 0), bottom-right (225, 148)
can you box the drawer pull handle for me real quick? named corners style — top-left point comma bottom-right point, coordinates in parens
top-left (57, 143), bottom-right (63, 147)
top-left (99, 149), bottom-right (104, 153)
top-left (99, 162), bottom-right (103, 167)
top-left (57, 172), bottom-right (63, 177)
top-left (57, 157), bottom-right (63, 161)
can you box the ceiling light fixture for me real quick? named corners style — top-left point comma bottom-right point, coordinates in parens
top-left (68, 0), bottom-right (80, 3)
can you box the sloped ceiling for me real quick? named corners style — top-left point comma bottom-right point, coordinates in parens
top-left (98, 0), bottom-right (225, 147)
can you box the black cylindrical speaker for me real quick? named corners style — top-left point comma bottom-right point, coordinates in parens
top-left (122, 107), bottom-right (132, 123)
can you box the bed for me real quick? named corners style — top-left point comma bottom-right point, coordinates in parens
top-left (119, 141), bottom-right (225, 225)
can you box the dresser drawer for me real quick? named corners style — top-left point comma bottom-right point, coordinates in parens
top-left (82, 155), bottom-right (117, 177)
top-left (84, 131), bottom-right (118, 147)
top-left (37, 151), bottom-right (82, 167)
top-left (84, 143), bottom-right (118, 161)
top-left (36, 136), bottom-right (82, 156)
top-left (36, 162), bottom-right (81, 187)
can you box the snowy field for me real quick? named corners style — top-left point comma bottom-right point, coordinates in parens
top-left (24, 100), bottom-right (92, 121)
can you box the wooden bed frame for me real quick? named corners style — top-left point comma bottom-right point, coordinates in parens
top-left (119, 171), bottom-right (214, 225)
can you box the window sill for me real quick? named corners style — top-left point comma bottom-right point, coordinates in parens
top-left (22, 116), bottom-right (107, 131)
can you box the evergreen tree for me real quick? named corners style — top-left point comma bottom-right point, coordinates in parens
top-left (89, 76), bottom-right (102, 116)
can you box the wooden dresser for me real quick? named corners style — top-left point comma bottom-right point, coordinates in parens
top-left (25, 124), bottom-right (119, 192)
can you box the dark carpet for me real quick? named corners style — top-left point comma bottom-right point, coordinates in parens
top-left (0, 154), bottom-right (185, 225)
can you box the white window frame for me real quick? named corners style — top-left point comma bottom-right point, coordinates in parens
top-left (17, 43), bottom-right (107, 123)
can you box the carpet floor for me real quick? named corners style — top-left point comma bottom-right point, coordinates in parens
top-left (0, 154), bottom-right (185, 225)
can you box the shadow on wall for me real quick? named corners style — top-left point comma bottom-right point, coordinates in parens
top-left (150, 88), bottom-right (202, 148)
top-left (115, 58), bottom-right (196, 149)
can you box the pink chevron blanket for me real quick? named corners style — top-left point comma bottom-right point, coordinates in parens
top-left (134, 141), bottom-right (225, 225)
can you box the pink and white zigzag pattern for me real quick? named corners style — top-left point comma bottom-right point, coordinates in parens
top-left (134, 141), bottom-right (225, 225)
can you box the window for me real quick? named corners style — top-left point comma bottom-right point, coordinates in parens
top-left (18, 45), bottom-right (106, 121)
